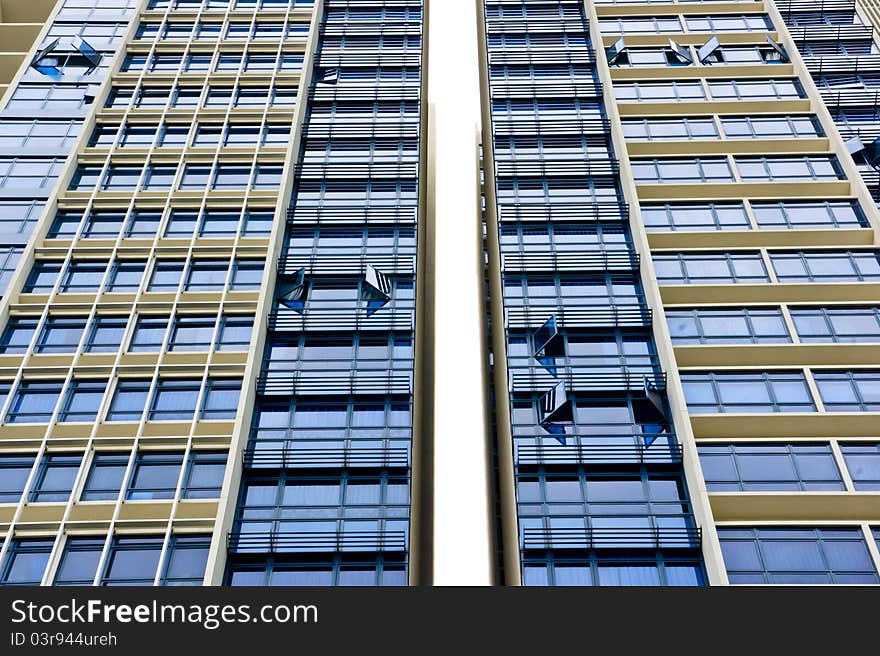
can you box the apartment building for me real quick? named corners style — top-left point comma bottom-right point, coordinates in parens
top-left (0, 0), bottom-right (878, 587)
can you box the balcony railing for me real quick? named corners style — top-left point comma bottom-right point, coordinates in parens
top-left (323, 23), bottom-right (421, 38)
top-left (504, 303), bottom-right (652, 330)
top-left (278, 253), bottom-right (415, 275)
top-left (228, 530), bottom-right (408, 553)
top-left (515, 440), bottom-right (682, 466)
top-left (487, 49), bottom-right (596, 67)
top-left (777, 0), bottom-right (855, 15)
top-left (497, 202), bottom-right (629, 223)
top-left (834, 123), bottom-right (880, 145)
top-left (303, 120), bottom-right (419, 139)
top-left (500, 250), bottom-right (639, 273)
top-left (317, 52), bottom-right (422, 68)
top-left (494, 158), bottom-right (620, 179)
top-left (485, 17), bottom-right (587, 34)
top-left (269, 305), bottom-right (415, 332)
top-left (243, 444), bottom-right (410, 469)
top-left (855, 167), bottom-right (880, 201)
top-left (819, 86), bottom-right (880, 110)
top-left (296, 161), bottom-right (419, 180)
top-left (509, 367), bottom-right (666, 393)
top-left (803, 54), bottom-right (880, 76)
top-left (521, 525), bottom-right (701, 551)
top-left (493, 117), bottom-right (611, 137)
top-left (489, 79), bottom-right (603, 100)
top-left (257, 370), bottom-right (413, 396)
top-left (311, 83), bottom-right (420, 102)
top-left (288, 205), bottom-right (418, 226)
top-left (788, 24), bottom-right (874, 43)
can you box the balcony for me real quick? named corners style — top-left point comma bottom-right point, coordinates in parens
top-left (833, 122), bottom-right (880, 146)
top-left (856, 167), bottom-right (880, 201)
top-left (494, 158), bottom-right (620, 179)
top-left (487, 49), bottom-right (596, 67)
top-left (504, 302), bottom-right (652, 330)
top-left (485, 17), bottom-right (587, 34)
top-left (317, 51), bottom-right (422, 68)
top-left (310, 80), bottom-right (420, 103)
top-left (268, 303), bottom-right (415, 333)
top-left (819, 86), bottom-right (880, 110)
top-left (497, 202), bottom-right (628, 223)
top-left (515, 439), bottom-right (682, 467)
top-left (500, 250), bottom-right (639, 274)
top-left (803, 54), bottom-right (880, 76)
top-left (509, 365), bottom-right (666, 394)
top-left (492, 116), bottom-right (611, 137)
top-left (243, 443), bottom-right (410, 469)
top-left (777, 0), bottom-right (855, 15)
top-left (303, 118), bottom-right (420, 140)
top-left (288, 205), bottom-right (418, 226)
top-left (228, 530), bottom-right (408, 554)
top-left (788, 24), bottom-right (874, 44)
top-left (521, 524), bottom-right (701, 551)
top-left (489, 79), bottom-right (603, 100)
top-left (257, 369), bottom-right (413, 396)
top-left (297, 160), bottom-right (419, 180)
top-left (323, 22), bottom-right (421, 39)
top-left (278, 253), bottom-right (414, 276)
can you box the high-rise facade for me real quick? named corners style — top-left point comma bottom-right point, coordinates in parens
top-left (223, 0), bottom-right (425, 586)
top-left (0, 0), bottom-right (326, 587)
top-left (476, 0), bottom-right (880, 586)
top-left (0, 0), bottom-right (878, 587)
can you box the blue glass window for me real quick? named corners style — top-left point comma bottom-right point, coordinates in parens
top-left (719, 527), bottom-right (879, 584)
top-left (101, 537), bottom-right (163, 585)
top-left (0, 318), bottom-right (38, 353)
top-left (107, 261), bottom-right (145, 293)
top-left (0, 539), bottom-right (53, 585)
top-left (85, 316), bottom-right (127, 352)
top-left (522, 555), bottom-right (704, 587)
top-left (182, 452), bottom-right (226, 499)
top-left (217, 315), bottom-right (253, 350)
top-left (127, 452), bottom-right (183, 500)
top-left (230, 260), bottom-right (263, 289)
top-left (60, 380), bottom-right (108, 422)
top-left (814, 370), bottom-right (880, 412)
top-left (653, 252), bottom-right (769, 284)
top-left (29, 454), bottom-right (81, 502)
top-left (201, 379), bottom-right (241, 420)
top-left (228, 555), bottom-right (405, 587)
top-left (0, 455), bottom-right (34, 503)
top-left (6, 381), bottom-right (62, 423)
top-left (666, 307), bottom-right (790, 344)
top-left (126, 211), bottom-right (162, 237)
top-left (697, 443), bottom-right (843, 491)
top-left (681, 371), bottom-right (816, 414)
top-left (168, 316), bottom-right (213, 351)
top-left (771, 251), bottom-right (880, 282)
top-left (81, 453), bottom-right (128, 501)
top-left (791, 307), bottom-right (880, 343)
top-left (36, 317), bottom-right (86, 353)
top-left (840, 443), bottom-right (880, 490)
top-left (129, 316), bottom-right (168, 352)
top-left (23, 262), bottom-right (62, 294)
top-left (150, 379), bottom-right (200, 421)
top-left (60, 261), bottom-right (106, 293)
top-left (148, 261), bottom-right (185, 292)
top-left (54, 538), bottom-right (104, 586)
top-left (107, 380), bottom-right (150, 421)
top-left (640, 202), bottom-right (750, 232)
top-left (161, 536), bottom-right (210, 585)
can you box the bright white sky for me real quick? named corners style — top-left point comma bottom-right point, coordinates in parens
top-left (426, 0), bottom-right (494, 585)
